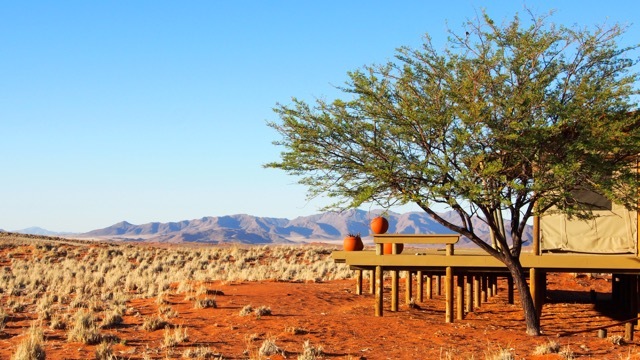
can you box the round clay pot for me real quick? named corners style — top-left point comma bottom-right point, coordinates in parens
top-left (370, 216), bottom-right (389, 234)
top-left (344, 235), bottom-right (364, 251)
top-left (383, 242), bottom-right (404, 255)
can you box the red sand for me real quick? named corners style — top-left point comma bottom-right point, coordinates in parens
top-left (1, 245), bottom-right (639, 359)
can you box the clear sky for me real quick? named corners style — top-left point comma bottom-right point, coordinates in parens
top-left (1, 1), bottom-right (639, 232)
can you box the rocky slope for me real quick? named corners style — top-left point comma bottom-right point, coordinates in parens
top-left (75, 209), bottom-right (532, 246)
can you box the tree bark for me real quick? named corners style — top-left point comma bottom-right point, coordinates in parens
top-left (503, 255), bottom-right (541, 335)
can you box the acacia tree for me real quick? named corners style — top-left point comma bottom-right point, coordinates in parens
top-left (266, 11), bottom-right (640, 335)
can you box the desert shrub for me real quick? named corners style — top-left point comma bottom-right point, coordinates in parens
top-left (158, 305), bottom-right (179, 318)
top-left (67, 310), bottom-right (101, 345)
top-left (94, 341), bottom-right (115, 360)
top-left (141, 316), bottom-right (168, 331)
top-left (484, 346), bottom-right (514, 360)
top-left (11, 324), bottom-right (46, 360)
top-left (156, 291), bottom-right (170, 305)
top-left (49, 315), bottom-right (66, 330)
top-left (100, 309), bottom-right (123, 328)
top-left (610, 335), bottom-right (626, 345)
top-left (559, 345), bottom-right (575, 360)
top-left (239, 305), bottom-right (253, 317)
top-left (163, 325), bottom-right (189, 348)
top-left (259, 336), bottom-right (282, 357)
top-left (533, 340), bottom-right (561, 355)
top-left (254, 305), bottom-right (272, 317)
top-left (298, 340), bottom-right (323, 360)
top-left (194, 297), bottom-right (217, 309)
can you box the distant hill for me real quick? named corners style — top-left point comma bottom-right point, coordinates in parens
top-left (73, 209), bottom-right (532, 246)
top-left (13, 227), bottom-right (75, 237)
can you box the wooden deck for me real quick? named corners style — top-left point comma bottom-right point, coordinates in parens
top-left (332, 234), bottom-right (640, 339)
top-left (333, 249), bottom-right (640, 273)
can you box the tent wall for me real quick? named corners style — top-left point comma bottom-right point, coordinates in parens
top-left (540, 191), bottom-right (638, 254)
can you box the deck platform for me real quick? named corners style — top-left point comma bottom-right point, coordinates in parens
top-left (332, 234), bottom-right (640, 339)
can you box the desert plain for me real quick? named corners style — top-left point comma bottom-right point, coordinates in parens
top-left (1, 233), bottom-right (640, 359)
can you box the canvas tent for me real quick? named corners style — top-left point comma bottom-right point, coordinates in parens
top-left (539, 190), bottom-right (638, 254)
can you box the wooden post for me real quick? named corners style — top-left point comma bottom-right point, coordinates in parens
top-left (369, 270), bottom-right (375, 294)
top-left (487, 276), bottom-right (494, 298)
top-left (375, 243), bottom-right (383, 317)
top-left (456, 274), bottom-right (464, 320)
top-left (416, 270), bottom-right (424, 302)
top-left (375, 266), bottom-right (383, 317)
top-left (481, 276), bottom-right (488, 303)
top-left (356, 270), bottom-right (363, 295)
top-left (436, 275), bottom-right (442, 296)
top-left (426, 274), bottom-right (433, 300)
top-left (445, 266), bottom-right (454, 323)
top-left (465, 275), bottom-right (473, 313)
top-left (391, 270), bottom-right (399, 312)
top-left (391, 243), bottom-right (399, 311)
top-left (491, 276), bottom-right (498, 296)
top-left (406, 271), bottom-right (413, 306)
top-left (446, 243), bottom-right (454, 256)
top-left (474, 275), bottom-right (481, 308)
top-left (626, 322), bottom-right (634, 342)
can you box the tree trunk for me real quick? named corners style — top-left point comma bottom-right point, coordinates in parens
top-left (503, 255), bottom-right (541, 335)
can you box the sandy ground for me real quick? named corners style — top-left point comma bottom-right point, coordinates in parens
top-left (1, 242), bottom-right (640, 359)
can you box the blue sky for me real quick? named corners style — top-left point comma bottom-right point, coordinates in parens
top-left (1, 1), bottom-right (639, 232)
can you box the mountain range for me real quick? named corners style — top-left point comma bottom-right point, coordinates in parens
top-left (10, 209), bottom-right (532, 246)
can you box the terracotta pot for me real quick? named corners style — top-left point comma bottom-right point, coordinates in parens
top-left (383, 242), bottom-right (404, 255)
top-left (370, 216), bottom-right (389, 234)
top-left (343, 235), bottom-right (364, 251)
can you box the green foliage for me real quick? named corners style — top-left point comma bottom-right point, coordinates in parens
top-left (267, 9), bottom-right (640, 253)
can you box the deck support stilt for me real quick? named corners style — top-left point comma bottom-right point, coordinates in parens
top-left (473, 275), bottom-right (481, 308)
top-left (487, 275), bottom-right (496, 300)
top-left (426, 274), bottom-right (433, 299)
top-left (445, 266), bottom-right (454, 323)
top-left (375, 266), bottom-right (383, 316)
top-left (416, 270), bottom-right (424, 302)
top-left (406, 271), bottom-right (413, 305)
top-left (465, 275), bottom-right (473, 313)
top-left (369, 270), bottom-right (375, 294)
top-left (391, 270), bottom-right (399, 312)
top-left (481, 276), bottom-right (488, 303)
top-left (436, 275), bottom-right (442, 296)
top-left (356, 270), bottom-right (362, 295)
top-left (456, 274), bottom-right (464, 320)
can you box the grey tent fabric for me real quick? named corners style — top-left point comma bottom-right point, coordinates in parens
top-left (540, 191), bottom-right (637, 254)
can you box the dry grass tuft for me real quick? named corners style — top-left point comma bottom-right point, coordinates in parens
top-left (239, 304), bottom-right (254, 317)
top-left (94, 341), bottom-right (115, 360)
top-left (254, 305), bottom-right (272, 317)
top-left (141, 316), bottom-right (168, 331)
top-left (67, 310), bottom-right (101, 345)
top-left (259, 336), bottom-right (282, 357)
top-left (194, 297), bottom-right (217, 309)
top-left (163, 325), bottom-right (189, 348)
top-left (297, 340), bottom-right (323, 360)
top-left (533, 340), bottom-right (561, 355)
top-left (11, 324), bottom-right (46, 360)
